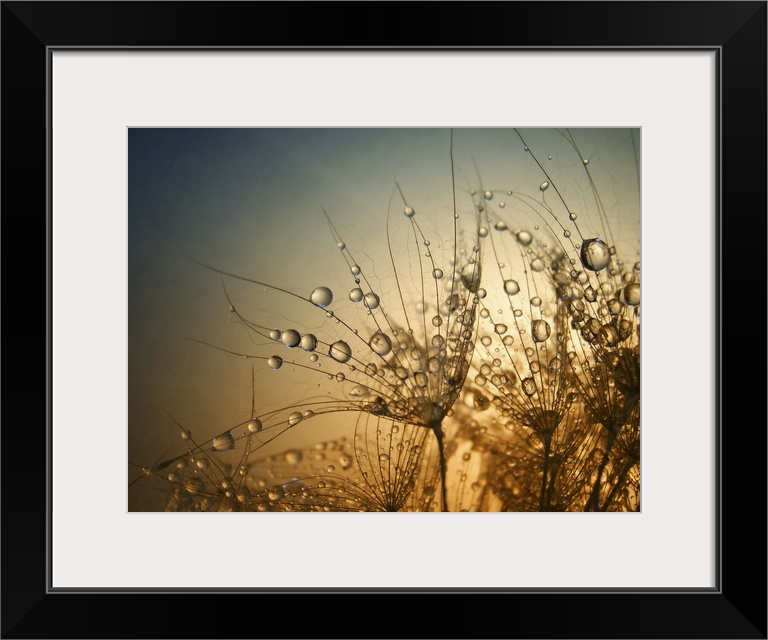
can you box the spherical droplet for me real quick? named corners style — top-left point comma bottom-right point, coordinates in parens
top-left (212, 432), bottom-right (235, 451)
top-left (521, 378), bottom-right (537, 396)
top-left (337, 241), bottom-right (345, 251)
top-left (269, 329), bottom-right (281, 341)
top-left (624, 283), bottom-right (641, 306)
top-left (480, 335), bottom-right (492, 347)
top-left (268, 485), bottom-right (285, 501)
top-left (327, 464), bottom-right (336, 473)
top-left (539, 181), bottom-right (549, 191)
top-left (288, 411), bottom-right (303, 426)
top-left (530, 258), bottom-right (545, 272)
top-left (461, 261), bottom-right (482, 293)
top-left (268, 355), bottom-right (283, 370)
top-left (516, 231), bottom-right (532, 246)
top-left (432, 268), bottom-right (444, 280)
top-left (483, 190), bottom-right (493, 201)
top-left (248, 418), bottom-right (263, 433)
top-left (351, 264), bottom-right (361, 276)
top-left (369, 331), bottom-right (392, 356)
top-left (494, 220), bottom-right (507, 231)
top-left (281, 329), bottom-right (301, 348)
top-left (479, 227), bottom-right (489, 238)
top-left (503, 279), bottom-right (520, 295)
top-left (300, 334), bottom-right (318, 351)
top-left (363, 292), bottom-right (380, 310)
top-left (310, 286), bottom-right (333, 308)
top-left (185, 478), bottom-right (205, 494)
top-left (531, 319), bottom-right (551, 343)
top-left (404, 206), bottom-right (415, 217)
top-left (494, 323), bottom-right (508, 335)
top-left (580, 238), bottom-right (611, 271)
top-left (349, 287), bottom-right (364, 302)
top-left (328, 340), bottom-right (352, 363)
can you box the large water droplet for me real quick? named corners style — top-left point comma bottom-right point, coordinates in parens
top-left (494, 323), bottom-right (508, 335)
top-left (461, 261), bottom-right (482, 293)
top-left (580, 238), bottom-right (611, 271)
top-left (539, 181), bottom-right (549, 191)
top-left (300, 334), bottom-right (318, 351)
top-left (185, 478), bottom-right (206, 494)
top-left (516, 231), bottom-right (532, 246)
top-left (404, 206), bottom-right (415, 217)
top-left (363, 292), bottom-right (380, 310)
top-left (268, 485), bottom-right (285, 501)
top-left (530, 258), bottom-right (545, 272)
top-left (269, 329), bottom-right (281, 341)
top-left (432, 268), bottom-right (444, 280)
top-left (248, 419), bottom-right (263, 433)
top-left (369, 332), bottom-right (392, 356)
top-left (212, 432), bottom-right (235, 451)
top-left (268, 355), bottom-right (283, 370)
top-left (329, 340), bottom-right (352, 363)
top-left (483, 191), bottom-right (493, 201)
top-left (624, 283), bottom-right (641, 306)
top-left (281, 329), bottom-right (301, 348)
top-left (521, 378), bottom-right (537, 396)
top-left (310, 286), bottom-right (333, 308)
top-left (349, 287), bottom-right (363, 302)
top-left (531, 319), bottom-right (551, 342)
top-left (288, 411), bottom-right (303, 426)
top-left (503, 279), bottom-right (520, 295)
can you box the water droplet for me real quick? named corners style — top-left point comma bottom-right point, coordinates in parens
top-left (288, 412), bottom-right (303, 426)
top-left (185, 478), bottom-right (205, 494)
top-left (310, 286), bottom-right (333, 308)
top-left (479, 227), bottom-right (489, 238)
top-left (285, 449), bottom-right (302, 464)
top-left (502, 335), bottom-right (514, 346)
top-left (180, 429), bottom-right (191, 440)
top-left (480, 335), bottom-right (492, 347)
top-left (369, 331), bottom-right (392, 356)
top-left (494, 323), bottom-right (508, 335)
top-left (503, 279), bottom-right (520, 295)
top-left (335, 372), bottom-right (346, 382)
top-left (521, 378), bottom-right (537, 396)
top-left (580, 238), bottom-right (611, 271)
top-left (300, 334), bottom-right (318, 351)
top-left (483, 190), bottom-right (493, 201)
top-left (415, 371), bottom-right (428, 387)
top-left (281, 329), bottom-right (301, 348)
top-left (349, 287), bottom-right (363, 302)
top-left (329, 340), bottom-right (352, 363)
top-left (337, 241), bottom-right (345, 251)
top-left (432, 315), bottom-right (442, 327)
top-left (516, 231), bottom-right (532, 246)
top-left (212, 432), bottom-right (235, 451)
top-left (530, 258), bottom-right (545, 272)
top-left (582, 157), bottom-right (589, 165)
top-left (363, 292), bottom-right (380, 310)
top-left (432, 268), bottom-right (444, 280)
top-left (268, 355), bottom-right (283, 370)
top-left (196, 458), bottom-right (209, 470)
top-left (539, 181), bottom-right (549, 191)
top-left (248, 419), bottom-right (263, 433)
top-left (531, 319), bottom-right (551, 342)
top-left (309, 353), bottom-right (319, 363)
top-left (404, 206), bottom-right (415, 217)
top-left (494, 220), bottom-right (507, 231)
top-left (269, 329), bottom-right (281, 341)
top-left (624, 283), bottom-right (641, 306)
top-left (327, 464), bottom-right (336, 473)
top-left (268, 485), bottom-right (285, 501)
top-left (365, 363), bottom-right (378, 377)
top-left (351, 264), bottom-right (361, 276)
top-left (461, 261), bottom-right (482, 293)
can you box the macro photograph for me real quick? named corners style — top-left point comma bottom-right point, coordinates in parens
top-left (128, 127), bottom-right (641, 514)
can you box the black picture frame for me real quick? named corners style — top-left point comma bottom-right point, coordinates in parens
top-left (3, 2), bottom-right (765, 638)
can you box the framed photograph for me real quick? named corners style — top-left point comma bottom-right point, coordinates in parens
top-left (4, 2), bottom-right (765, 638)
